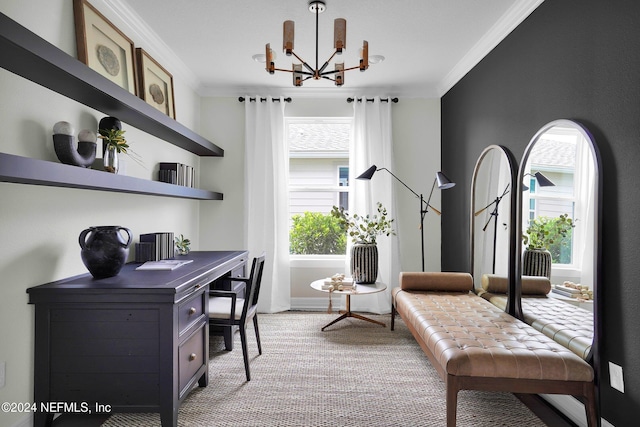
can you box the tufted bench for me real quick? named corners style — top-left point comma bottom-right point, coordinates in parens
top-left (391, 272), bottom-right (597, 427)
top-left (480, 274), bottom-right (594, 359)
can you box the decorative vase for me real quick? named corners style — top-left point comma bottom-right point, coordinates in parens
top-left (522, 248), bottom-right (552, 278)
top-left (351, 243), bottom-right (378, 284)
top-left (79, 226), bottom-right (132, 279)
top-left (103, 146), bottom-right (119, 173)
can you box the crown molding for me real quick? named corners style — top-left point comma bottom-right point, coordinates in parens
top-left (436, 0), bottom-right (545, 97)
top-left (95, 0), bottom-right (201, 92)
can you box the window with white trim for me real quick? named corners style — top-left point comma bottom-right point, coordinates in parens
top-left (287, 118), bottom-right (351, 256)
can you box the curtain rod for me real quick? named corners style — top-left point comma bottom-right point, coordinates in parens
top-left (347, 97), bottom-right (399, 103)
top-left (238, 97), bottom-right (292, 103)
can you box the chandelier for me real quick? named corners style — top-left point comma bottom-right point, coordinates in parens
top-left (261, 1), bottom-right (380, 87)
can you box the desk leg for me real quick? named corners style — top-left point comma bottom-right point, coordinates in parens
top-left (321, 294), bottom-right (386, 330)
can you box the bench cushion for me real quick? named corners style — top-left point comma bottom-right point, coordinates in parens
top-left (481, 273), bottom-right (551, 295)
top-left (400, 272), bottom-right (472, 292)
top-left (393, 289), bottom-right (593, 382)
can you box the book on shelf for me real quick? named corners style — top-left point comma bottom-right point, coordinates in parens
top-left (158, 162), bottom-right (195, 188)
top-left (136, 259), bottom-right (194, 271)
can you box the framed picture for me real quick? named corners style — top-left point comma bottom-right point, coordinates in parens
top-left (135, 48), bottom-right (176, 119)
top-left (73, 0), bottom-right (137, 95)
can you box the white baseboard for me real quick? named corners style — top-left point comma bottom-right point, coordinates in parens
top-left (541, 394), bottom-right (612, 427)
top-left (290, 297), bottom-right (345, 312)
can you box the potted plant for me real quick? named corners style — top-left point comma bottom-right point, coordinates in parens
top-left (331, 202), bottom-right (395, 283)
top-left (522, 213), bottom-right (575, 278)
top-left (175, 234), bottom-right (191, 255)
top-left (98, 128), bottom-right (143, 173)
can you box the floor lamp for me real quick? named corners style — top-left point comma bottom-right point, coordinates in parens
top-left (356, 165), bottom-right (456, 272)
top-left (474, 183), bottom-right (510, 274)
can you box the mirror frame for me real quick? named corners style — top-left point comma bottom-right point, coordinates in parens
top-left (470, 144), bottom-right (518, 314)
top-left (515, 119), bottom-right (602, 363)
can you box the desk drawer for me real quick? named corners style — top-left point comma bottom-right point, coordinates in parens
top-left (178, 325), bottom-right (206, 394)
top-left (178, 292), bottom-right (204, 336)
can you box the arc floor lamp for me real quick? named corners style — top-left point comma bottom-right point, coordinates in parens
top-left (356, 165), bottom-right (456, 272)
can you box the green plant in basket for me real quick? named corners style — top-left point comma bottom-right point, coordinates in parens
top-left (523, 214), bottom-right (576, 262)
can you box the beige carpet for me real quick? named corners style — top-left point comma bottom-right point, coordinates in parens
top-left (101, 311), bottom-right (547, 426)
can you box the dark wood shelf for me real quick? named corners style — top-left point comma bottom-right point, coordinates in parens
top-left (0, 152), bottom-right (223, 200)
top-left (0, 12), bottom-right (223, 157)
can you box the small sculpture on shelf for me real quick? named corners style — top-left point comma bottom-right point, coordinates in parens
top-left (52, 121), bottom-right (96, 167)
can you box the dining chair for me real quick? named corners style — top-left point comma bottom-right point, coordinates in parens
top-left (208, 253), bottom-right (265, 381)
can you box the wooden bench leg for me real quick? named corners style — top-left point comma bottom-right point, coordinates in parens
top-left (446, 374), bottom-right (459, 427)
top-left (583, 382), bottom-right (598, 427)
top-left (391, 302), bottom-right (396, 331)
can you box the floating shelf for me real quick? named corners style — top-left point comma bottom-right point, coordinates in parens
top-left (0, 12), bottom-right (223, 157)
top-left (0, 152), bottom-right (223, 200)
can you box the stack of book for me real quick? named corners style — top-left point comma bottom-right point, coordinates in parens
top-left (158, 162), bottom-right (195, 187)
top-left (321, 277), bottom-right (355, 291)
top-left (136, 232), bottom-right (175, 262)
top-left (552, 284), bottom-right (582, 298)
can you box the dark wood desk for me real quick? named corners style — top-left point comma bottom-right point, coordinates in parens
top-left (27, 250), bottom-right (248, 427)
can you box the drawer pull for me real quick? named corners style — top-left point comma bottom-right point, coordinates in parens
top-left (189, 353), bottom-right (197, 361)
top-left (188, 307), bottom-right (197, 315)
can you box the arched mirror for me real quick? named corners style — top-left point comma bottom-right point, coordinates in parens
top-left (516, 119), bottom-right (601, 363)
top-left (470, 145), bottom-right (517, 311)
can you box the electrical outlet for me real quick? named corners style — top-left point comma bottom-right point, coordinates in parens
top-left (609, 361), bottom-right (624, 393)
top-left (0, 361), bottom-right (5, 389)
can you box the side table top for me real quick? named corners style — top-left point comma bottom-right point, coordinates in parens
top-left (310, 279), bottom-right (386, 295)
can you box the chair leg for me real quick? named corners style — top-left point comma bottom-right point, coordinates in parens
top-left (223, 326), bottom-right (234, 351)
top-left (240, 327), bottom-right (251, 381)
top-left (253, 315), bottom-right (262, 355)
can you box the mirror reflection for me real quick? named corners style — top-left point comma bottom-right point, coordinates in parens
top-left (471, 145), bottom-right (514, 294)
top-left (518, 119), bottom-right (599, 361)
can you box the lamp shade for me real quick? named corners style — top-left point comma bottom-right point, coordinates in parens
top-left (435, 171), bottom-right (456, 189)
top-left (534, 171), bottom-right (555, 187)
top-left (522, 171), bottom-right (555, 191)
top-left (356, 165), bottom-right (377, 180)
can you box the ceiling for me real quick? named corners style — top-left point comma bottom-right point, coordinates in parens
top-left (113, 0), bottom-right (543, 98)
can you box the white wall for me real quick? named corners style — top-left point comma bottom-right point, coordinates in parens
top-left (0, 2), bottom-right (203, 426)
top-left (391, 98), bottom-right (442, 273)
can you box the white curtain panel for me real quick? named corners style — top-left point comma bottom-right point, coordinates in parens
top-left (349, 97), bottom-right (400, 314)
top-left (574, 135), bottom-right (596, 288)
top-left (244, 96), bottom-right (291, 313)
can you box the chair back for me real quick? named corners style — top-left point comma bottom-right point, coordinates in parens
top-left (242, 253), bottom-right (265, 318)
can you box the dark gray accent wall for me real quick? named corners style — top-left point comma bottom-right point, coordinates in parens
top-left (441, 0), bottom-right (640, 424)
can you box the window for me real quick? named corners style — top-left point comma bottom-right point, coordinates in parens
top-left (525, 133), bottom-right (577, 265)
top-left (287, 118), bottom-right (351, 256)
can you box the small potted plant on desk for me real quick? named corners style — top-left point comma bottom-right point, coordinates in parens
top-left (331, 202), bottom-right (395, 284)
top-left (175, 234), bottom-right (191, 255)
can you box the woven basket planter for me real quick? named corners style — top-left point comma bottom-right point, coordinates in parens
top-left (351, 243), bottom-right (378, 284)
top-left (522, 248), bottom-right (552, 278)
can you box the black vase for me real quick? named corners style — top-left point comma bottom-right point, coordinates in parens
top-left (351, 243), bottom-right (378, 284)
top-left (98, 116), bottom-right (121, 155)
top-left (79, 226), bottom-right (132, 279)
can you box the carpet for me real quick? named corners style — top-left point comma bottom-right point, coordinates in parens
top-left (101, 311), bottom-right (547, 426)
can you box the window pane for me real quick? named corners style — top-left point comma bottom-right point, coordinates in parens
top-left (288, 119), bottom-right (351, 255)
